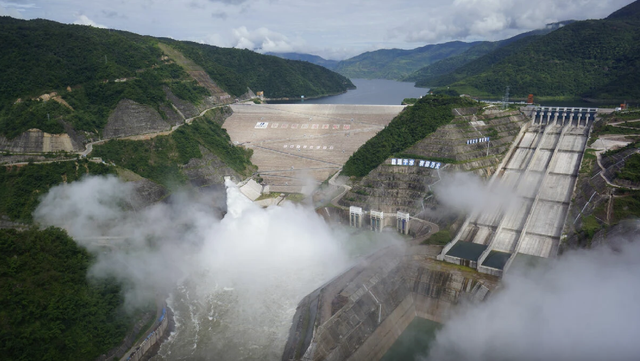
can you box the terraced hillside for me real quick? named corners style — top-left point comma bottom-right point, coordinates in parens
top-left (339, 107), bottom-right (527, 216)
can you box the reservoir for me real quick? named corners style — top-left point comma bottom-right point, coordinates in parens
top-left (268, 78), bottom-right (429, 105)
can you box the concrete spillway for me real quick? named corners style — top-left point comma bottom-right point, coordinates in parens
top-left (440, 108), bottom-right (594, 276)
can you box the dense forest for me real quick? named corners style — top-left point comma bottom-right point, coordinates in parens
top-left (342, 95), bottom-right (476, 177)
top-left (0, 227), bottom-right (131, 361)
top-left (405, 22), bottom-right (573, 86)
top-left (164, 40), bottom-right (354, 99)
top-left (0, 159), bottom-right (113, 223)
top-left (334, 41), bottom-right (477, 80)
top-left (0, 17), bottom-right (354, 139)
top-left (425, 2), bottom-right (640, 99)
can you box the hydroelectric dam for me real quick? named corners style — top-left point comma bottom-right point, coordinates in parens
top-left (439, 106), bottom-right (597, 276)
top-left (282, 106), bottom-right (598, 361)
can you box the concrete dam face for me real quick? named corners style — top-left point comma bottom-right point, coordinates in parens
top-left (282, 246), bottom-right (498, 361)
top-left (223, 104), bottom-right (405, 193)
top-left (440, 107), bottom-right (595, 276)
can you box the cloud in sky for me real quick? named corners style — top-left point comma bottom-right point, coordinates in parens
top-left (4, 0), bottom-right (636, 59)
top-left (73, 14), bottom-right (106, 28)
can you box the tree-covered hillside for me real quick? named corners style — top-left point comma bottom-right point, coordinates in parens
top-left (342, 95), bottom-right (477, 177)
top-left (406, 22), bottom-right (573, 86)
top-left (265, 52), bottom-right (339, 70)
top-left (334, 41), bottom-right (478, 80)
top-left (0, 227), bottom-right (131, 361)
top-left (0, 17), bottom-right (355, 138)
top-left (164, 40), bottom-right (354, 99)
top-left (428, 1), bottom-right (640, 100)
top-left (92, 109), bottom-right (255, 187)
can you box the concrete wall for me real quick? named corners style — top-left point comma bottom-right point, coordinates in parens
top-left (0, 129), bottom-right (81, 153)
top-left (124, 308), bottom-right (170, 361)
top-left (282, 246), bottom-right (498, 361)
top-left (103, 99), bottom-right (173, 139)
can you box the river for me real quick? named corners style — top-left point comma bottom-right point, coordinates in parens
top-left (268, 78), bottom-right (429, 105)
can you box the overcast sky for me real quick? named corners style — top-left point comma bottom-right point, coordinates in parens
top-left (0, 0), bottom-right (635, 59)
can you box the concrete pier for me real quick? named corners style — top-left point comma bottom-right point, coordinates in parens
top-left (350, 206), bottom-right (363, 228)
top-left (396, 212), bottom-right (410, 235)
top-left (370, 211), bottom-right (384, 232)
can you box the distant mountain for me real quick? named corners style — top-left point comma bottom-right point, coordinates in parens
top-left (265, 52), bottom-right (339, 70)
top-left (406, 21), bottom-right (574, 86)
top-left (334, 41), bottom-right (480, 80)
top-left (428, 0), bottom-right (640, 100)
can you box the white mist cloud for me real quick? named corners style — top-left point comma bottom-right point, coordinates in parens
top-left (73, 14), bottom-right (106, 28)
top-left (387, 0), bottom-right (633, 43)
top-left (34, 176), bottom-right (390, 358)
top-left (207, 25), bottom-right (305, 53)
top-left (433, 172), bottom-right (521, 216)
top-left (425, 226), bottom-right (640, 361)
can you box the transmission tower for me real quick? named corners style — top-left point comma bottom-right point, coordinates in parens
top-left (502, 86), bottom-right (510, 109)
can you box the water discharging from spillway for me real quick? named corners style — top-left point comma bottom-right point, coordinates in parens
top-left (151, 180), bottom-right (397, 360)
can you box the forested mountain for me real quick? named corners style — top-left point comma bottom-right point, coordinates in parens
top-left (265, 52), bottom-right (339, 70)
top-left (0, 17), bottom-right (354, 138)
top-left (0, 227), bottom-right (132, 361)
top-left (334, 41), bottom-right (479, 80)
top-left (406, 21), bottom-right (574, 86)
top-left (164, 40), bottom-right (353, 99)
top-left (428, 0), bottom-right (640, 100)
top-left (342, 94), bottom-right (476, 177)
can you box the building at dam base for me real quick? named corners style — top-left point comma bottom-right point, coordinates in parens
top-left (438, 107), bottom-right (596, 276)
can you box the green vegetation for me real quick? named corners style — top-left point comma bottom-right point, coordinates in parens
top-left (617, 153), bottom-right (640, 182)
top-left (0, 17), bottom-right (203, 137)
top-left (342, 95), bottom-right (476, 177)
top-left (600, 125), bottom-right (640, 135)
top-left (422, 229), bottom-right (452, 245)
top-left (406, 22), bottom-right (571, 86)
top-left (167, 80), bottom-right (210, 104)
top-left (425, 4), bottom-right (640, 99)
top-left (0, 227), bottom-right (130, 361)
top-left (0, 17), bottom-right (354, 138)
top-left (402, 98), bottom-right (418, 105)
top-left (609, 110), bottom-right (640, 121)
top-left (393, 153), bottom-right (457, 164)
top-left (92, 112), bottom-right (253, 187)
top-left (334, 41), bottom-right (477, 80)
top-left (486, 127), bottom-right (499, 138)
top-left (613, 190), bottom-right (640, 222)
top-left (163, 40), bottom-right (355, 98)
top-left (581, 214), bottom-right (603, 241)
top-left (603, 141), bottom-right (640, 157)
top-left (431, 88), bottom-right (460, 97)
top-left (0, 160), bottom-right (113, 222)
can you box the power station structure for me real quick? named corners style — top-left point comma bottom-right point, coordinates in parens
top-left (349, 206), bottom-right (363, 228)
top-left (370, 211), bottom-right (384, 232)
top-left (347, 208), bottom-right (413, 235)
top-left (396, 212), bottom-right (410, 235)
